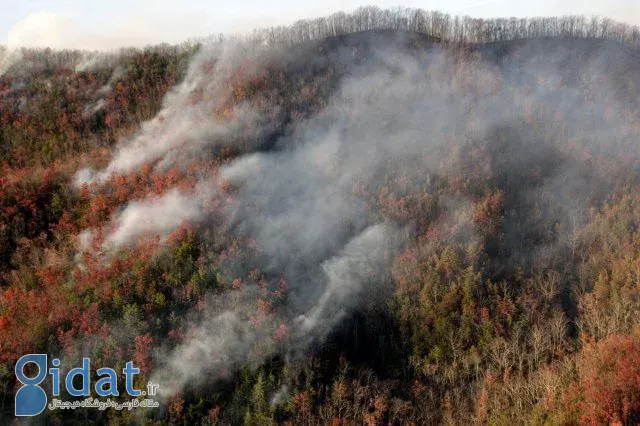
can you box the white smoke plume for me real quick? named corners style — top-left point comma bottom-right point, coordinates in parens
top-left (76, 181), bottom-right (217, 255)
top-left (297, 223), bottom-right (400, 336)
top-left (153, 223), bottom-right (399, 396)
top-left (104, 187), bottom-right (209, 249)
top-left (75, 40), bottom-right (277, 186)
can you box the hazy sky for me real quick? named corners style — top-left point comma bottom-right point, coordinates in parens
top-left (1, 0), bottom-right (640, 50)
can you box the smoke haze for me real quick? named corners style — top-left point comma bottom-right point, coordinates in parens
top-left (65, 24), bottom-right (640, 403)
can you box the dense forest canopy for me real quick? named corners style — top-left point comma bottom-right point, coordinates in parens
top-left (3, 6), bottom-right (640, 425)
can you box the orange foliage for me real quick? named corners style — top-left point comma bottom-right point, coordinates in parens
top-left (571, 332), bottom-right (640, 425)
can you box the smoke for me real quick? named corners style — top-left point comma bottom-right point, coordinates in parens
top-left (136, 45), bottom-right (473, 400)
top-left (74, 51), bottom-right (131, 74)
top-left (104, 185), bottom-right (212, 249)
top-left (73, 180), bottom-right (218, 256)
top-left (153, 223), bottom-right (399, 396)
top-left (81, 63), bottom-right (124, 119)
top-left (155, 308), bottom-right (261, 396)
top-left (0, 46), bottom-right (22, 77)
top-left (6, 11), bottom-right (74, 49)
top-left (296, 223), bottom-right (400, 335)
top-left (69, 25), bottom-right (640, 404)
top-left (75, 40), bottom-right (278, 186)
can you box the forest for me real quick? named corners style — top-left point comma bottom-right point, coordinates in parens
top-left (2, 5), bottom-right (640, 425)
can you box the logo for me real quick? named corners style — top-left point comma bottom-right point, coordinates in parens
top-left (15, 354), bottom-right (159, 417)
top-left (15, 354), bottom-right (48, 416)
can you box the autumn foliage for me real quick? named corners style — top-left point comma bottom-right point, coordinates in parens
top-left (3, 6), bottom-right (640, 425)
top-left (571, 332), bottom-right (640, 425)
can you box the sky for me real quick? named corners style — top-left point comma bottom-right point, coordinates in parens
top-left (1, 0), bottom-right (640, 50)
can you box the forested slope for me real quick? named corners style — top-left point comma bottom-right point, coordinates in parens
top-left (2, 6), bottom-right (640, 425)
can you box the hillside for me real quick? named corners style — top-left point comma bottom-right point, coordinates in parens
top-left (3, 6), bottom-right (640, 424)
